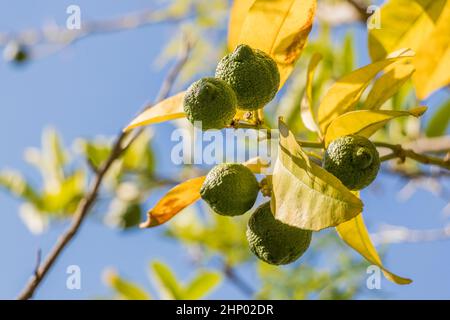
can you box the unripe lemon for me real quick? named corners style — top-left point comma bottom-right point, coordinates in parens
top-left (247, 202), bottom-right (312, 265)
top-left (183, 77), bottom-right (237, 130)
top-left (215, 44), bottom-right (280, 111)
top-left (200, 163), bottom-right (259, 216)
top-left (323, 135), bottom-right (380, 190)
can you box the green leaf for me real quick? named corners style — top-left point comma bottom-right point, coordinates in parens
top-left (270, 119), bottom-right (363, 231)
top-left (105, 270), bottom-right (151, 300)
top-left (0, 169), bottom-right (41, 205)
top-left (184, 271), bottom-right (222, 300)
top-left (151, 261), bottom-right (183, 299)
top-left (426, 100), bottom-right (450, 137)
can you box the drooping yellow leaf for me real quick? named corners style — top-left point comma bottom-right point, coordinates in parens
top-left (364, 62), bottom-right (415, 110)
top-left (270, 119), bottom-right (363, 231)
top-left (140, 176), bottom-right (205, 228)
top-left (317, 52), bottom-right (413, 133)
top-left (336, 212), bottom-right (412, 285)
top-left (124, 92), bottom-right (186, 132)
top-left (368, 0), bottom-right (450, 100)
top-left (324, 107), bottom-right (427, 146)
top-left (228, 0), bottom-right (255, 51)
top-left (300, 53), bottom-right (322, 134)
top-left (238, 0), bottom-right (317, 88)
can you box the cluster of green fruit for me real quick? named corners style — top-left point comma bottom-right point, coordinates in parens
top-left (183, 44), bottom-right (280, 130)
top-left (190, 44), bottom-right (381, 265)
top-left (200, 135), bottom-right (380, 265)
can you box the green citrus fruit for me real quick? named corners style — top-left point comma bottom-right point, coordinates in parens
top-left (323, 135), bottom-right (380, 190)
top-left (215, 44), bottom-right (280, 111)
top-left (183, 77), bottom-right (237, 130)
top-left (200, 163), bottom-right (259, 216)
top-left (247, 202), bottom-right (312, 265)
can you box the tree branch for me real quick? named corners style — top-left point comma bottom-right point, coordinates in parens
top-left (17, 39), bottom-right (192, 300)
top-left (375, 141), bottom-right (450, 171)
top-left (223, 263), bottom-right (255, 297)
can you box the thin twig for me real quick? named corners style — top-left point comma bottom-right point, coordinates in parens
top-left (223, 263), bottom-right (255, 297)
top-left (17, 39), bottom-right (192, 300)
top-left (375, 141), bottom-right (450, 170)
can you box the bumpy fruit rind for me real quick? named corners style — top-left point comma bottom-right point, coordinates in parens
top-left (215, 44), bottom-right (280, 111)
top-left (183, 77), bottom-right (237, 130)
top-left (200, 163), bottom-right (259, 216)
top-left (323, 135), bottom-right (380, 190)
top-left (247, 202), bottom-right (312, 265)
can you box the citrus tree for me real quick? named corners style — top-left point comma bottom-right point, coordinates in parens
top-left (1, 0), bottom-right (449, 299)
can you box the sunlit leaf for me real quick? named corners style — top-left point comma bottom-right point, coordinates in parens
top-left (270, 119), bottom-right (363, 231)
top-left (336, 212), bottom-right (412, 285)
top-left (228, 0), bottom-right (255, 50)
top-left (317, 51), bottom-right (413, 133)
top-left (413, 2), bottom-right (450, 99)
top-left (104, 269), bottom-right (151, 300)
top-left (325, 107), bottom-right (427, 146)
top-left (184, 271), bottom-right (222, 300)
top-left (300, 53), bottom-right (322, 134)
top-left (238, 0), bottom-right (317, 88)
top-left (151, 261), bottom-right (183, 300)
top-left (124, 92), bottom-right (186, 131)
top-left (140, 176), bottom-right (206, 228)
top-left (368, 0), bottom-right (450, 99)
top-left (363, 62), bottom-right (415, 110)
top-left (426, 100), bottom-right (450, 137)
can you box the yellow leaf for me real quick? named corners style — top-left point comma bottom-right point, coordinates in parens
top-left (270, 119), bottom-right (363, 231)
top-left (368, 0), bottom-right (450, 99)
top-left (317, 52), bottom-right (413, 133)
top-left (364, 62), bottom-right (415, 110)
top-left (140, 176), bottom-right (206, 228)
top-left (228, 0), bottom-right (255, 51)
top-left (124, 92), bottom-right (186, 132)
top-left (300, 53), bottom-right (322, 134)
top-left (413, 2), bottom-right (450, 99)
top-left (324, 107), bottom-right (427, 146)
top-left (336, 212), bottom-right (412, 285)
top-left (237, 0), bottom-right (317, 88)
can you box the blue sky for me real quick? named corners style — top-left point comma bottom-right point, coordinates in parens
top-left (0, 1), bottom-right (449, 299)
